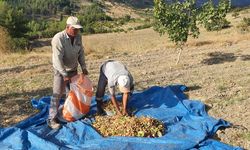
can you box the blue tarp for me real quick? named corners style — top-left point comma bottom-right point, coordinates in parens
top-left (0, 85), bottom-right (242, 150)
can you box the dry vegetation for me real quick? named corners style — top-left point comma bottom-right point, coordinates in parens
top-left (93, 115), bottom-right (165, 137)
top-left (0, 7), bottom-right (250, 149)
top-left (103, 1), bottom-right (141, 18)
top-left (92, 101), bottom-right (164, 137)
top-left (0, 26), bottom-right (11, 54)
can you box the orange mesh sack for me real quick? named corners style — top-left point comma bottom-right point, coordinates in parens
top-left (62, 74), bottom-right (93, 122)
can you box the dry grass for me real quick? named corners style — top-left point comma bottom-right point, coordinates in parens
top-left (0, 51), bottom-right (52, 126)
top-left (0, 26), bottom-right (12, 54)
top-left (83, 28), bottom-right (173, 55)
top-left (103, 1), bottom-right (141, 18)
top-left (0, 6), bottom-right (250, 149)
top-left (83, 8), bottom-right (250, 57)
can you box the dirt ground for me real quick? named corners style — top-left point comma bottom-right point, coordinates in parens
top-left (1, 11), bottom-right (250, 149)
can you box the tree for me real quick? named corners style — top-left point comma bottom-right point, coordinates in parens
top-left (198, 0), bottom-right (231, 31)
top-left (154, 0), bottom-right (230, 64)
top-left (0, 2), bottom-right (28, 38)
top-left (0, 1), bottom-right (29, 50)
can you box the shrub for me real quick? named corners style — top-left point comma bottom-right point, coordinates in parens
top-left (123, 15), bottom-right (131, 22)
top-left (26, 20), bottom-right (46, 39)
top-left (237, 17), bottom-right (250, 32)
top-left (84, 25), bottom-right (95, 34)
top-left (10, 37), bottom-right (29, 51)
top-left (0, 2), bottom-right (30, 51)
top-left (128, 27), bottom-right (133, 31)
top-left (63, 6), bottom-right (71, 15)
top-left (232, 12), bottom-right (239, 18)
top-left (0, 2), bottom-right (28, 38)
top-left (27, 18), bottom-right (66, 39)
top-left (42, 19), bottom-right (66, 38)
top-left (243, 17), bottom-right (250, 26)
top-left (204, 18), bottom-right (231, 31)
top-left (113, 28), bottom-right (124, 33)
top-left (78, 3), bottom-right (113, 34)
top-left (198, 0), bottom-right (231, 31)
top-left (6, 0), bottom-right (74, 16)
top-left (134, 23), bottom-right (152, 30)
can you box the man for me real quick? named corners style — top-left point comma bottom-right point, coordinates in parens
top-left (49, 16), bottom-right (88, 129)
top-left (96, 60), bottom-right (134, 116)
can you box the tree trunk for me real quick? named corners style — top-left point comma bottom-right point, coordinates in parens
top-left (176, 45), bottom-right (183, 65)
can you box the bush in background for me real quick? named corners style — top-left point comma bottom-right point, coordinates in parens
top-left (78, 3), bottom-right (112, 34)
top-left (237, 17), bottom-right (250, 32)
top-left (198, 0), bottom-right (231, 31)
top-left (0, 1), bottom-right (29, 51)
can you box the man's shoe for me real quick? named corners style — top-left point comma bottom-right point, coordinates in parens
top-left (96, 102), bottom-right (106, 115)
top-left (48, 120), bottom-right (61, 130)
top-left (97, 105), bottom-right (106, 115)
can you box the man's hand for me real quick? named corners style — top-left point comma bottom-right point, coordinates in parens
top-left (78, 73), bottom-right (85, 84)
top-left (122, 93), bottom-right (129, 116)
top-left (64, 76), bottom-right (71, 82)
top-left (63, 77), bottom-right (71, 87)
top-left (110, 95), bottom-right (122, 116)
top-left (82, 68), bottom-right (88, 75)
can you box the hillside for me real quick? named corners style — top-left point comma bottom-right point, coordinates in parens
top-left (103, 0), bottom-right (250, 8)
top-left (197, 0), bottom-right (250, 7)
top-left (81, 0), bottom-right (250, 18)
top-left (0, 3), bottom-right (250, 150)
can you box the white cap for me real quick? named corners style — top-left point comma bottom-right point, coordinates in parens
top-left (66, 16), bottom-right (83, 29)
top-left (117, 75), bottom-right (130, 93)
